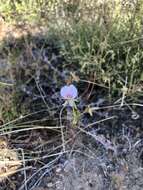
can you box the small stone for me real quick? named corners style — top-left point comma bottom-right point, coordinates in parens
top-left (47, 182), bottom-right (53, 188)
top-left (56, 167), bottom-right (62, 173)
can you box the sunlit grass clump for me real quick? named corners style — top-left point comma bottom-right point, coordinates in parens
top-left (0, 0), bottom-right (143, 101)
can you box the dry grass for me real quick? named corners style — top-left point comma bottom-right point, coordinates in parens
top-left (0, 0), bottom-right (143, 189)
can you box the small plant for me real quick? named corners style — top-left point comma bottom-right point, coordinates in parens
top-left (60, 84), bottom-right (80, 126)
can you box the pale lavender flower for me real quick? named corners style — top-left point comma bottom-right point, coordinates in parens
top-left (60, 84), bottom-right (78, 100)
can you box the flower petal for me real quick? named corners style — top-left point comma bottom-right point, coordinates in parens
top-left (60, 84), bottom-right (78, 99)
top-left (60, 85), bottom-right (69, 98)
top-left (68, 84), bottom-right (78, 98)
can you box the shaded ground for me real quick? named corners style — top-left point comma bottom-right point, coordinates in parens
top-left (1, 106), bottom-right (142, 190)
top-left (0, 34), bottom-right (143, 190)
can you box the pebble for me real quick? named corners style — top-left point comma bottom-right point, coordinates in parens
top-left (47, 182), bottom-right (53, 188)
top-left (56, 167), bottom-right (62, 173)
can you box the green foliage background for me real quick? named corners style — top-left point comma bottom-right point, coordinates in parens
top-left (0, 0), bottom-right (143, 98)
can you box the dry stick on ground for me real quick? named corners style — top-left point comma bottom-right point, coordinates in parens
top-left (3, 117), bottom-right (116, 187)
top-left (1, 97), bottom-right (142, 129)
top-left (19, 149), bottom-right (95, 190)
top-left (0, 124), bottom-right (62, 132)
top-left (14, 136), bottom-right (74, 164)
top-left (80, 79), bottom-right (109, 89)
top-left (60, 106), bottom-right (66, 153)
top-left (19, 154), bottom-right (62, 190)
top-left (22, 127), bottom-right (97, 161)
top-left (83, 103), bottom-right (143, 117)
top-left (85, 116), bottom-right (117, 128)
top-left (0, 116), bottom-right (117, 150)
top-left (29, 164), bottom-right (59, 190)
top-left (0, 113), bottom-right (138, 168)
top-left (0, 109), bottom-right (50, 128)
top-left (17, 149), bottom-right (96, 164)
top-left (2, 101), bottom-right (141, 133)
top-left (35, 79), bottom-right (50, 111)
top-left (0, 125), bottom-right (65, 136)
top-left (21, 148), bottom-right (28, 190)
top-left (15, 127), bottom-right (96, 167)
top-left (15, 116), bottom-right (65, 126)
top-left (0, 81), bottom-right (14, 86)
top-left (0, 105), bottom-right (62, 131)
top-left (29, 161), bottom-right (61, 190)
